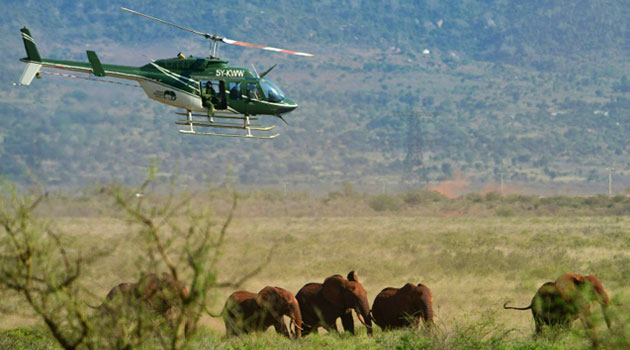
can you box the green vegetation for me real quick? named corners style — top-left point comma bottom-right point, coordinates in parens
top-left (2, 1), bottom-right (630, 189)
top-left (0, 328), bottom-right (57, 350)
top-left (0, 176), bottom-right (258, 350)
top-left (1, 185), bottom-right (630, 348)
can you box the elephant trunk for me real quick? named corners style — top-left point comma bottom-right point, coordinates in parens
top-left (602, 304), bottom-right (612, 329)
top-left (289, 300), bottom-right (303, 339)
top-left (354, 300), bottom-right (373, 335)
top-left (423, 298), bottom-right (434, 326)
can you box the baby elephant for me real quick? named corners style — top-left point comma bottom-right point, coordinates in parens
top-left (222, 286), bottom-right (303, 339)
top-left (372, 283), bottom-right (434, 330)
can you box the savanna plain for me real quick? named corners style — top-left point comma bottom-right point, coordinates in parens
top-left (1, 187), bottom-right (630, 349)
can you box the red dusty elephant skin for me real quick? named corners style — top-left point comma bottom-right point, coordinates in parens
top-left (372, 283), bottom-right (434, 330)
top-left (96, 273), bottom-right (192, 336)
top-left (296, 271), bottom-right (373, 336)
top-left (222, 286), bottom-right (303, 339)
top-left (504, 273), bottom-right (611, 349)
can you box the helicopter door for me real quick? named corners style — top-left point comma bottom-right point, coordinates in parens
top-left (245, 82), bottom-right (262, 114)
top-left (200, 80), bottom-right (227, 110)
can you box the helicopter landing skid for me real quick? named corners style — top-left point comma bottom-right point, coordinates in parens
top-left (176, 110), bottom-right (279, 139)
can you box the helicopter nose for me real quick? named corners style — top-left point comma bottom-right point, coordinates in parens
top-left (277, 99), bottom-right (298, 115)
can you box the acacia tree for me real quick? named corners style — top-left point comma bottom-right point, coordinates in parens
top-left (102, 171), bottom-right (270, 350)
top-left (0, 182), bottom-right (90, 350)
top-left (0, 171), bottom-right (268, 350)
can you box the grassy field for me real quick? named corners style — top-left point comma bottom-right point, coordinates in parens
top-left (1, 190), bottom-right (630, 349)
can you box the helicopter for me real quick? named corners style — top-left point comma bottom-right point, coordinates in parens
top-left (17, 7), bottom-right (313, 139)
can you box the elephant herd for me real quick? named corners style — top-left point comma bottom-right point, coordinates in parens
top-left (220, 271), bottom-right (433, 338)
top-left (95, 271), bottom-right (612, 346)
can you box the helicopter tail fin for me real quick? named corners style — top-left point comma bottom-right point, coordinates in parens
top-left (20, 27), bottom-right (42, 62)
top-left (19, 27), bottom-right (42, 86)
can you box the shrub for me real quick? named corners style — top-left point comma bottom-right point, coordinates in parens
top-left (496, 207), bottom-right (516, 217)
top-left (464, 193), bottom-right (483, 203)
top-left (484, 191), bottom-right (502, 202)
top-left (369, 194), bottom-right (402, 211)
top-left (402, 190), bottom-right (448, 206)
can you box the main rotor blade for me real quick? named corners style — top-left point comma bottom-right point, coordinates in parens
top-left (121, 7), bottom-right (313, 57)
top-left (121, 7), bottom-right (220, 40)
top-left (222, 38), bottom-right (313, 57)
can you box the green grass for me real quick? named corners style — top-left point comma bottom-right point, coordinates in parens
top-left (0, 328), bottom-right (58, 350)
top-left (183, 323), bottom-right (610, 350)
top-left (2, 192), bottom-right (630, 348)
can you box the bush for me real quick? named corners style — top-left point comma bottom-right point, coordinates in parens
top-left (496, 207), bottom-right (516, 217)
top-left (369, 194), bottom-right (402, 211)
top-left (402, 190), bottom-right (448, 206)
top-left (484, 191), bottom-right (502, 202)
top-left (584, 195), bottom-right (611, 208)
top-left (504, 194), bottom-right (536, 204)
top-left (464, 193), bottom-right (484, 203)
top-left (539, 196), bottom-right (584, 208)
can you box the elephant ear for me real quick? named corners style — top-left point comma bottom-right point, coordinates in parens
top-left (257, 286), bottom-right (284, 316)
top-left (322, 276), bottom-right (346, 311)
top-left (556, 273), bottom-right (581, 301)
top-left (585, 275), bottom-right (610, 305)
top-left (400, 283), bottom-right (415, 293)
top-left (398, 283), bottom-right (418, 306)
top-left (347, 271), bottom-right (358, 282)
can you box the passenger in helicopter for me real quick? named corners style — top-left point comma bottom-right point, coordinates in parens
top-left (247, 83), bottom-right (260, 100)
top-left (203, 81), bottom-right (215, 118)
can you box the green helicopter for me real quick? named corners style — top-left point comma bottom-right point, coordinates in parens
top-left (17, 7), bottom-right (313, 139)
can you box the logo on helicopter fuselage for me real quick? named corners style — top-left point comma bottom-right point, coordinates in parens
top-left (154, 90), bottom-right (177, 101)
top-left (215, 69), bottom-right (245, 78)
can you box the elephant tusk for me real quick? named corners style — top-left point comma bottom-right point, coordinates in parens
top-left (355, 310), bottom-right (371, 328)
top-left (292, 319), bottom-right (304, 331)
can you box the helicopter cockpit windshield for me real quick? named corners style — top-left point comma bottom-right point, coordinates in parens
top-left (259, 79), bottom-right (285, 103)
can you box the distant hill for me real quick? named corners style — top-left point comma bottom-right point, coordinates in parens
top-left (1, 0), bottom-right (630, 193)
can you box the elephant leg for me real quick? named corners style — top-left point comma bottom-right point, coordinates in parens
top-left (579, 312), bottom-right (600, 349)
top-left (322, 320), bottom-right (338, 334)
top-left (225, 324), bottom-right (234, 338)
top-left (341, 312), bottom-right (355, 334)
top-left (533, 315), bottom-right (543, 335)
top-left (273, 318), bottom-right (290, 338)
top-left (301, 323), bottom-right (314, 336)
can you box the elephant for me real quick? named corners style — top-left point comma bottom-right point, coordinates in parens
top-left (372, 283), bottom-right (434, 330)
top-left (296, 271), bottom-right (373, 336)
top-left (222, 286), bottom-right (303, 339)
top-left (504, 273), bottom-right (611, 349)
top-left (95, 273), bottom-right (192, 336)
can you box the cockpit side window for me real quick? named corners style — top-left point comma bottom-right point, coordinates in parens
top-left (228, 82), bottom-right (241, 100)
top-left (246, 83), bottom-right (260, 100)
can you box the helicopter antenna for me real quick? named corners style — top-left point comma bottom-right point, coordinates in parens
top-left (251, 64), bottom-right (260, 79)
top-left (121, 7), bottom-right (314, 58)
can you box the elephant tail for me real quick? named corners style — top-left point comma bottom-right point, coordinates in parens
top-left (503, 301), bottom-right (531, 311)
top-left (204, 304), bottom-right (223, 318)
